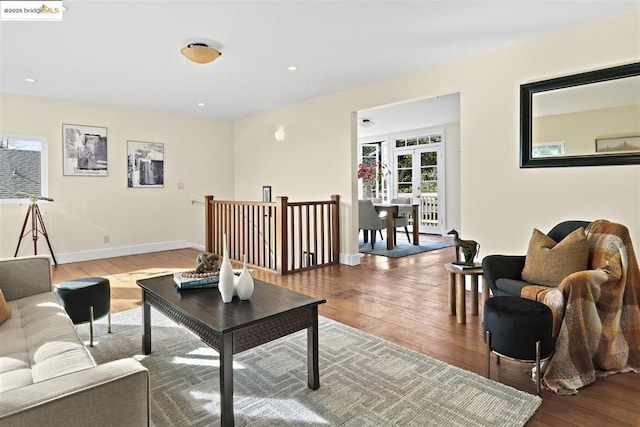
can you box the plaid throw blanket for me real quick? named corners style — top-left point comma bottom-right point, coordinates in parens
top-left (521, 219), bottom-right (640, 395)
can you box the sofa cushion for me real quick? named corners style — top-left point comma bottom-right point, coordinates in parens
top-left (521, 227), bottom-right (589, 287)
top-left (495, 278), bottom-right (535, 296)
top-left (0, 292), bottom-right (95, 393)
top-left (0, 290), bottom-right (11, 325)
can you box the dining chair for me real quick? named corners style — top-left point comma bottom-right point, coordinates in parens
top-left (367, 198), bottom-right (385, 239)
top-left (358, 200), bottom-right (387, 249)
top-left (390, 197), bottom-right (412, 244)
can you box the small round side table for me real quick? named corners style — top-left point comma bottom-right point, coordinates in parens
top-left (444, 263), bottom-right (488, 324)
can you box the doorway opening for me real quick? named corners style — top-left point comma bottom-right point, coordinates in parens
top-left (356, 93), bottom-right (460, 236)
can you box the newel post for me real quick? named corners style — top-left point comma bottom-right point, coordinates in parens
top-left (331, 194), bottom-right (340, 263)
top-left (205, 195), bottom-right (214, 253)
top-left (276, 196), bottom-right (288, 275)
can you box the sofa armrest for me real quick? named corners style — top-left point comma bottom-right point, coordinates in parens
top-left (0, 358), bottom-right (149, 427)
top-left (0, 256), bottom-right (53, 302)
top-left (482, 255), bottom-right (526, 294)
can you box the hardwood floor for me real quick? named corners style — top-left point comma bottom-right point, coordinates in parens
top-left (51, 241), bottom-right (640, 426)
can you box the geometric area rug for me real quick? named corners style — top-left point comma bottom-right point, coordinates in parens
top-left (79, 308), bottom-right (541, 426)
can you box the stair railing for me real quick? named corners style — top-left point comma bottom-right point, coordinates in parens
top-left (205, 195), bottom-right (340, 274)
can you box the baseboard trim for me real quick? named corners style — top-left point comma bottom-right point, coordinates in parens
top-left (53, 243), bottom-right (360, 268)
top-left (55, 240), bottom-right (201, 264)
top-left (340, 252), bottom-right (361, 266)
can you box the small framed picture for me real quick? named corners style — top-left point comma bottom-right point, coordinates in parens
top-left (127, 141), bottom-right (164, 188)
top-left (62, 124), bottom-right (108, 176)
top-left (595, 136), bottom-right (640, 154)
top-left (262, 185), bottom-right (272, 202)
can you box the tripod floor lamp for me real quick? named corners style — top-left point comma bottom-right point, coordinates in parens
top-left (14, 192), bottom-right (57, 266)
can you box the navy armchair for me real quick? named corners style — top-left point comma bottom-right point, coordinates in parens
top-left (482, 220), bottom-right (591, 297)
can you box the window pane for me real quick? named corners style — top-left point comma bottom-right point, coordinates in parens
top-left (362, 146), bottom-right (377, 158)
top-left (398, 184), bottom-right (412, 194)
top-left (395, 139), bottom-right (405, 148)
top-left (418, 136), bottom-right (428, 145)
top-left (397, 154), bottom-right (412, 168)
top-left (532, 143), bottom-right (565, 157)
top-left (430, 134), bottom-right (442, 144)
top-left (1, 138), bottom-right (43, 200)
top-left (421, 182), bottom-right (438, 193)
top-left (397, 169), bottom-right (412, 183)
top-left (421, 167), bottom-right (437, 181)
top-left (406, 138), bottom-right (417, 146)
top-left (421, 152), bottom-right (437, 166)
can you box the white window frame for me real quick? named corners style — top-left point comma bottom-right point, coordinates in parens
top-left (389, 126), bottom-right (445, 196)
top-left (390, 126), bottom-right (446, 235)
top-left (0, 135), bottom-right (48, 204)
top-left (357, 136), bottom-right (390, 200)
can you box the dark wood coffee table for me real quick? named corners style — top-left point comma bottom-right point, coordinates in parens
top-left (137, 275), bottom-right (326, 427)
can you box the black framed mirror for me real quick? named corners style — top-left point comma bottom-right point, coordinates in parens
top-left (520, 62), bottom-right (640, 168)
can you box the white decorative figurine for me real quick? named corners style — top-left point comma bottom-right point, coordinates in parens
top-left (236, 254), bottom-right (255, 300)
top-left (218, 234), bottom-right (235, 303)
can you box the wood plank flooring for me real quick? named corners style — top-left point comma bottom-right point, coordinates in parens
top-left (51, 241), bottom-right (640, 426)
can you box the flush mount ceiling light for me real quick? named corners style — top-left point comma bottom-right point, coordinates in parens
top-left (359, 118), bottom-right (375, 128)
top-left (181, 43), bottom-right (221, 64)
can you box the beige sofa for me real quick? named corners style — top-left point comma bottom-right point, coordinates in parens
top-left (0, 256), bottom-right (149, 426)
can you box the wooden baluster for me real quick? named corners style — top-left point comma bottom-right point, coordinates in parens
top-left (276, 196), bottom-right (287, 274)
top-left (205, 195), bottom-right (214, 253)
top-left (331, 195), bottom-right (340, 264)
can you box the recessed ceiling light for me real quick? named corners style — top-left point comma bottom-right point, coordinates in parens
top-left (287, 66), bottom-right (298, 71)
top-left (197, 102), bottom-right (205, 107)
top-left (25, 78), bottom-right (37, 83)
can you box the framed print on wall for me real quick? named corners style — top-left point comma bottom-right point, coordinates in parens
top-left (127, 141), bottom-right (164, 188)
top-left (595, 136), bottom-right (640, 154)
top-left (62, 124), bottom-right (108, 176)
top-left (262, 185), bottom-right (272, 202)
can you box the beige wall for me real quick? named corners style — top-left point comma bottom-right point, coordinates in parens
top-left (464, 10), bottom-right (639, 255)
top-left (535, 104), bottom-right (640, 155)
top-left (1, 10), bottom-right (638, 264)
top-left (233, 9), bottom-right (640, 259)
top-left (0, 94), bottom-right (234, 261)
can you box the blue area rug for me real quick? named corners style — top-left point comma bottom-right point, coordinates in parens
top-left (359, 238), bottom-right (454, 257)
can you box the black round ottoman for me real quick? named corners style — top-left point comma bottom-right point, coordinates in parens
top-left (54, 277), bottom-right (111, 347)
top-left (484, 296), bottom-right (553, 394)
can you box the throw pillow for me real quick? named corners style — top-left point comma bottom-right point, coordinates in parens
top-left (0, 289), bottom-right (11, 325)
top-left (521, 227), bottom-right (590, 287)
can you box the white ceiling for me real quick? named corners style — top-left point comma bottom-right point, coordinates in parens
top-left (357, 93), bottom-right (460, 138)
top-left (1, 1), bottom-right (638, 121)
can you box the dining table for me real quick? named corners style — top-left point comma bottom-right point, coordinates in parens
top-left (373, 203), bottom-right (420, 250)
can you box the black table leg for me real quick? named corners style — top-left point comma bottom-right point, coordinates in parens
top-left (307, 306), bottom-right (320, 390)
top-left (142, 294), bottom-right (151, 355)
top-left (220, 333), bottom-right (234, 426)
